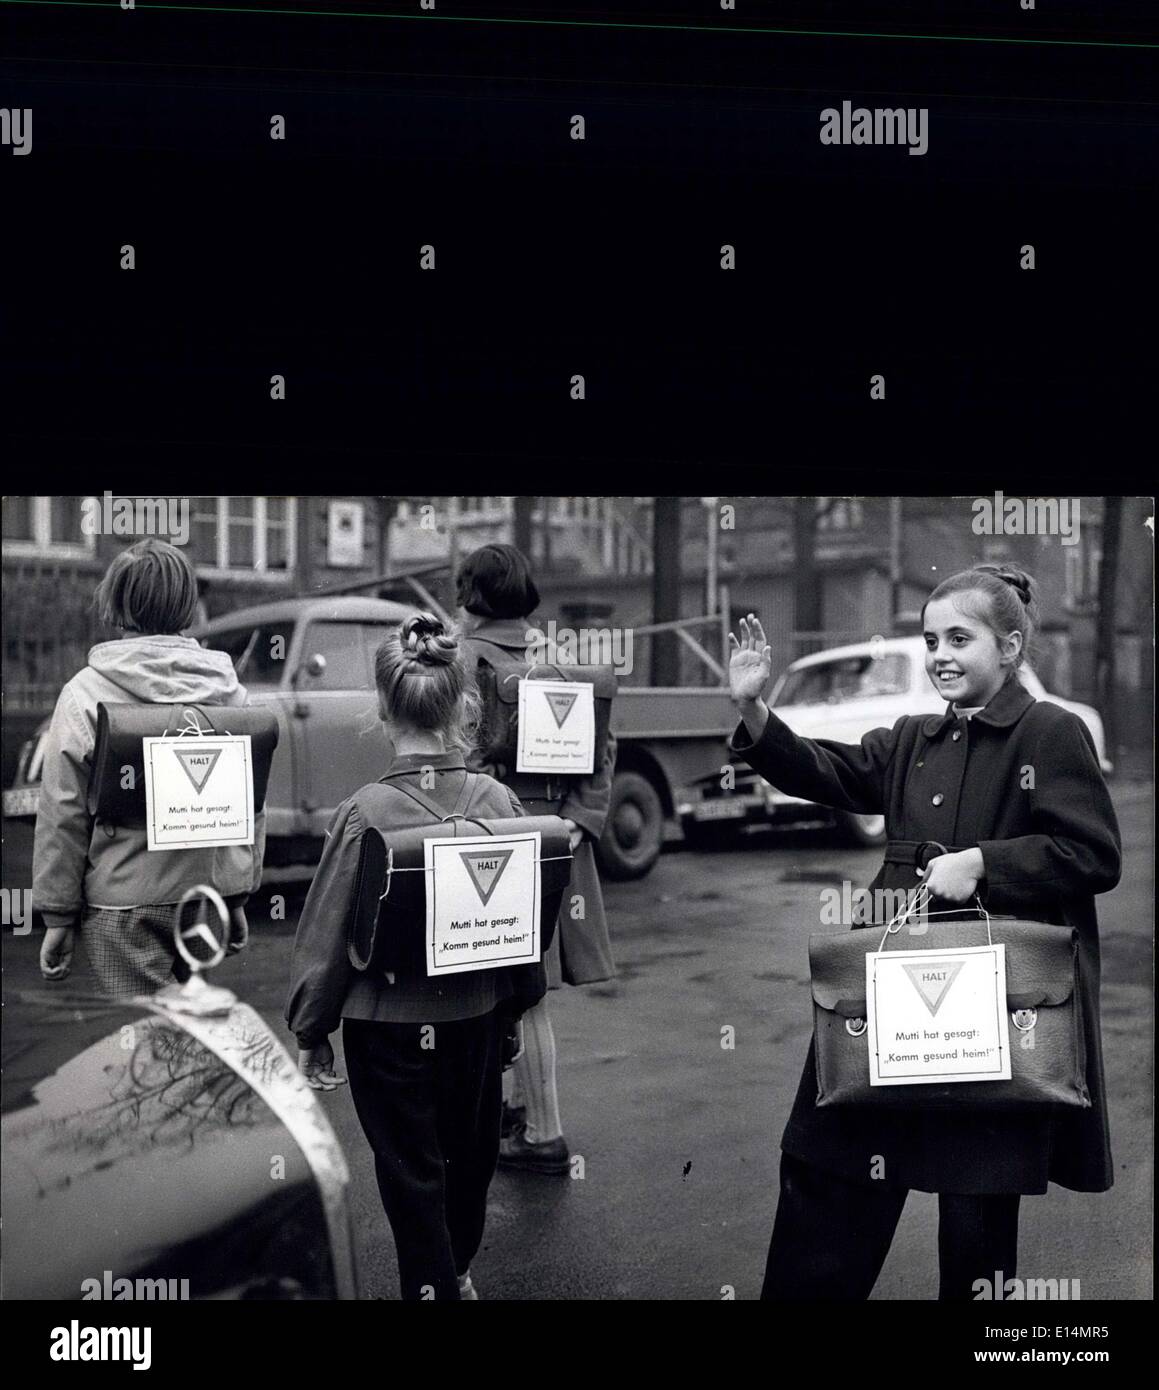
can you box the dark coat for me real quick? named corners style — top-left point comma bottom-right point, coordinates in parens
top-left (463, 618), bottom-right (616, 988)
top-left (730, 676), bottom-right (1122, 1195)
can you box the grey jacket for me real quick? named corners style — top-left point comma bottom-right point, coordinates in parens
top-left (32, 635), bottom-right (266, 928)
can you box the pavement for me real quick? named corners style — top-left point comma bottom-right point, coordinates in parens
top-left (2, 782), bottom-right (1153, 1300)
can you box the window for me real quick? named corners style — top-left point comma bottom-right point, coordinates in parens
top-left (817, 498), bottom-right (865, 530)
top-left (299, 622), bottom-right (375, 690)
top-left (190, 497), bottom-right (296, 577)
top-left (1065, 545), bottom-right (1100, 607)
top-left (1, 497), bottom-right (96, 558)
top-left (201, 623), bottom-right (296, 688)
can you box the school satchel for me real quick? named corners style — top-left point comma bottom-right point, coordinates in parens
top-left (809, 914), bottom-right (1089, 1110)
top-left (88, 702), bottom-right (280, 825)
top-left (470, 638), bottom-right (617, 774)
top-left (346, 772), bottom-right (572, 979)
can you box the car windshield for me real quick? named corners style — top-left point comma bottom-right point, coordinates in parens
top-left (772, 653), bottom-right (911, 707)
top-left (202, 624), bottom-right (295, 687)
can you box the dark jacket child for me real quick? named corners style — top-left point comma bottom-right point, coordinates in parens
top-left (727, 565), bottom-right (1121, 1300)
top-left (285, 613), bottom-right (546, 1300)
top-left (455, 542), bottom-right (616, 1176)
top-left (35, 538), bottom-right (263, 994)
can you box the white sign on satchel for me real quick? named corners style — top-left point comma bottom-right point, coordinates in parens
top-left (515, 678), bottom-right (596, 775)
top-left (865, 892), bottom-right (1012, 1087)
top-left (143, 712), bottom-right (256, 851)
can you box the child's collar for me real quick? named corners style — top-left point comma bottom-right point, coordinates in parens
top-left (922, 677), bottom-right (1034, 737)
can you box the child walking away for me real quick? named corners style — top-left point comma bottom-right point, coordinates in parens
top-left (35, 539), bottom-right (263, 994)
top-left (727, 565), bottom-right (1121, 1300)
top-left (455, 543), bottom-right (617, 1176)
top-left (285, 613), bottom-right (547, 1301)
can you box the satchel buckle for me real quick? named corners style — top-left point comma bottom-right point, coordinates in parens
top-left (845, 1017), bottom-right (867, 1038)
top-left (1011, 1008), bottom-right (1038, 1032)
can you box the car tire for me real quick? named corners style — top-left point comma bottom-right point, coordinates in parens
top-left (837, 811), bottom-right (888, 848)
top-left (596, 771), bottom-right (665, 880)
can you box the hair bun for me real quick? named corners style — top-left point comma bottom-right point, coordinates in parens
top-left (400, 612), bottom-right (458, 667)
top-left (976, 563), bottom-right (1034, 606)
top-left (995, 567), bottom-right (1032, 604)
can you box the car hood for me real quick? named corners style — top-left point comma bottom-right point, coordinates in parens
top-left (1, 994), bottom-right (349, 1299)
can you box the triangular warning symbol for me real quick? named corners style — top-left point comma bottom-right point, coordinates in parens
top-left (545, 689), bottom-right (578, 728)
top-left (459, 848), bottom-right (515, 906)
top-left (902, 960), bottom-right (964, 1016)
top-left (173, 746), bottom-right (222, 796)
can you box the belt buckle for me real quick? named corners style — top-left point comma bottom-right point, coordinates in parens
top-left (917, 840), bottom-right (949, 871)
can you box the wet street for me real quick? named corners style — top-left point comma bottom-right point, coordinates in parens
top-left (3, 782), bottom-right (1152, 1300)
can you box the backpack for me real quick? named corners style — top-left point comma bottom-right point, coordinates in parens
top-left (469, 638), bottom-right (617, 775)
top-left (89, 701), bottom-right (280, 825)
top-left (345, 771), bottom-right (572, 984)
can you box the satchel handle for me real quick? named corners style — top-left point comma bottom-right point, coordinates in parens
top-left (170, 705), bottom-right (233, 738)
top-left (498, 661), bottom-right (569, 689)
top-left (877, 891), bottom-right (993, 952)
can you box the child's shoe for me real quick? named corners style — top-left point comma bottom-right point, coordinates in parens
top-left (497, 1130), bottom-right (570, 1175)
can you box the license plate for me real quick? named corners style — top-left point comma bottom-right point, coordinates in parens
top-left (693, 798), bottom-right (748, 822)
top-left (3, 786), bottom-right (40, 818)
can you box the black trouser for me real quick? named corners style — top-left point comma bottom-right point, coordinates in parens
top-left (762, 1152), bottom-right (1021, 1301)
top-left (343, 1010), bottom-right (505, 1301)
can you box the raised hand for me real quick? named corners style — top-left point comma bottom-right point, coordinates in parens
top-left (727, 615), bottom-right (773, 705)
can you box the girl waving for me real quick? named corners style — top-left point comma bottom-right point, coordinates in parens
top-left (728, 565), bottom-right (1121, 1300)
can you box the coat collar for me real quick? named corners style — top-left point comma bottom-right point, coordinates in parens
top-left (382, 750), bottom-right (466, 775)
top-left (464, 616), bottom-right (535, 650)
top-left (921, 676), bottom-right (1035, 737)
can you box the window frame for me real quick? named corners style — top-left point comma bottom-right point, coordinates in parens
top-left (192, 496), bottom-right (297, 581)
top-left (2, 496), bottom-right (98, 560)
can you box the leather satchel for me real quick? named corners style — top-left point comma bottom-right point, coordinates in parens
top-left (470, 638), bottom-right (617, 774)
top-left (89, 702), bottom-right (280, 824)
top-left (346, 772), bottom-right (572, 978)
top-left (809, 913), bottom-right (1088, 1110)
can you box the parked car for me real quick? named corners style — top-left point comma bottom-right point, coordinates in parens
top-left (2, 889), bottom-right (358, 1299)
top-left (679, 636), bottom-right (1113, 849)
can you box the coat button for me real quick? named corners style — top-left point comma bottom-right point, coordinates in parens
top-left (952, 730), bottom-right (961, 741)
top-left (932, 793), bottom-right (944, 806)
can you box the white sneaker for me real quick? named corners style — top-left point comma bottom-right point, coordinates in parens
top-left (457, 1271), bottom-right (479, 1301)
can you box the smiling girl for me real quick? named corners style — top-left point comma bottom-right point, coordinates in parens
top-left (727, 564), bottom-right (1121, 1300)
